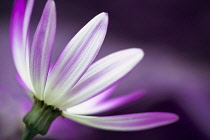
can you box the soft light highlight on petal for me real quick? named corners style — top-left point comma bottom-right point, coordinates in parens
top-left (10, 0), bottom-right (34, 92)
top-left (23, 0), bottom-right (35, 93)
top-left (83, 90), bottom-right (144, 115)
top-left (44, 13), bottom-right (108, 105)
top-left (60, 48), bottom-right (144, 109)
top-left (29, 0), bottom-right (56, 99)
top-left (67, 90), bottom-right (144, 115)
top-left (63, 112), bottom-right (179, 131)
top-left (22, 0), bottom-right (34, 43)
top-left (66, 85), bottom-right (117, 114)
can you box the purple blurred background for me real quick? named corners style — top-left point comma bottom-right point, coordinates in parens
top-left (0, 0), bottom-right (210, 140)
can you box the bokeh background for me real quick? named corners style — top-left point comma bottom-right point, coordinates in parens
top-left (0, 0), bottom-right (210, 140)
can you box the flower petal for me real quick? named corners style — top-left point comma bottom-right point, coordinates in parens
top-left (66, 85), bottom-right (117, 114)
top-left (10, 0), bottom-right (34, 92)
top-left (23, 0), bottom-right (35, 92)
top-left (29, 0), bottom-right (56, 99)
top-left (79, 90), bottom-right (144, 115)
top-left (10, 0), bottom-right (25, 72)
top-left (60, 48), bottom-right (144, 109)
top-left (67, 90), bottom-right (144, 115)
top-left (63, 112), bottom-right (179, 131)
top-left (44, 13), bottom-right (108, 104)
top-left (23, 0), bottom-right (34, 43)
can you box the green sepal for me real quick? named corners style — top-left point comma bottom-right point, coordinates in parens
top-left (21, 97), bottom-right (61, 140)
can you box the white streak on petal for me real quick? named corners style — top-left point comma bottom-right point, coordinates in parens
top-left (10, 0), bottom-right (34, 92)
top-left (60, 48), bottom-right (144, 109)
top-left (23, 0), bottom-right (35, 93)
top-left (63, 112), bottom-right (179, 131)
top-left (73, 90), bottom-right (144, 115)
top-left (23, 0), bottom-right (34, 43)
top-left (44, 13), bottom-right (108, 105)
top-left (66, 85), bottom-right (117, 114)
top-left (29, 0), bottom-right (56, 99)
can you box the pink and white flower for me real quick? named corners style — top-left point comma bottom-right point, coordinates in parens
top-left (10, 0), bottom-right (178, 136)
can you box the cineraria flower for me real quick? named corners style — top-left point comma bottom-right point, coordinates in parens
top-left (10, 0), bottom-right (179, 139)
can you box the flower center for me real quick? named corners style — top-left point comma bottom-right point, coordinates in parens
top-left (22, 97), bottom-right (62, 140)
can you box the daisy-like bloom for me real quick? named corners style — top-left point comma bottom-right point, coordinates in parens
top-left (10, 0), bottom-right (179, 139)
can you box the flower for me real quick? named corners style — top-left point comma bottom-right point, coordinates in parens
top-left (0, 86), bottom-right (97, 140)
top-left (10, 0), bottom-right (179, 139)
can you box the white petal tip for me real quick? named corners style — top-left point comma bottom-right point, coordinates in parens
top-left (99, 12), bottom-right (108, 16)
top-left (95, 12), bottom-right (109, 23)
top-left (125, 48), bottom-right (144, 63)
top-left (47, 0), bottom-right (55, 7)
top-left (132, 48), bottom-right (144, 56)
top-left (101, 12), bottom-right (108, 16)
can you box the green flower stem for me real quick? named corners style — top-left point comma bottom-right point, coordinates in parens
top-left (21, 127), bottom-right (37, 140)
top-left (21, 97), bottom-right (62, 140)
